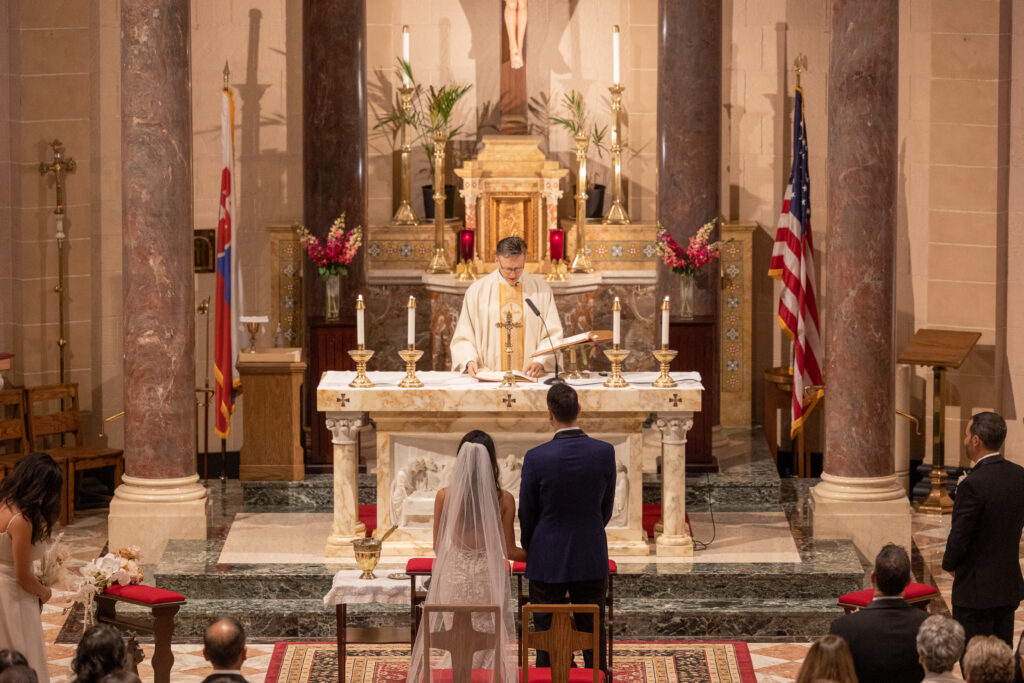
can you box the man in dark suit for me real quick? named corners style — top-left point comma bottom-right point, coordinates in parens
top-left (519, 383), bottom-right (617, 678)
top-left (201, 616), bottom-right (249, 683)
top-left (943, 411), bottom-right (1024, 648)
top-left (829, 543), bottom-right (929, 683)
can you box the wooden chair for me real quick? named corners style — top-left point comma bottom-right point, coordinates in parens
top-left (26, 383), bottom-right (123, 523)
top-left (521, 604), bottom-right (603, 683)
top-left (420, 603), bottom-right (503, 683)
top-left (0, 388), bottom-right (71, 524)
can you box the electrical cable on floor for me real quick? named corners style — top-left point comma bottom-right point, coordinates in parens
top-left (692, 472), bottom-right (717, 551)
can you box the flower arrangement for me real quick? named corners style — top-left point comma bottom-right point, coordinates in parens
top-left (71, 546), bottom-right (144, 623)
top-left (32, 533), bottom-right (70, 610)
top-left (655, 219), bottom-right (723, 277)
top-left (295, 214), bottom-right (363, 281)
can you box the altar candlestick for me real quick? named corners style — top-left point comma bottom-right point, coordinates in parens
top-left (613, 296), bottom-right (621, 345)
top-left (356, 295), bottom-right (366, 346)
top-left (612, 25), bottom-right (620, 85)
top-left (402, 26), bottom-right (411, 86)
top-left (407, 296), bottom-right (416, 346)
top-left (661, 296), bottom-right (670, 347)
top-left (459, 229), bottom-right (475, 262)
top-left (549, 228), bottom-right (565, 261)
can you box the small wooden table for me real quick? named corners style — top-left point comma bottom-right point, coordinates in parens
top-left (323, 569), bottom-right (411, 683)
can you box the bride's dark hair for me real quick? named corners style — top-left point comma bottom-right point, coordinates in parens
top-left (458, 430), bottom-right (500, 491)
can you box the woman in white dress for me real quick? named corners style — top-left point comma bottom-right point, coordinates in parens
top-left (407, 431), bottom-right (526, 683)
top-left (0, 452), bottom-right (65, 683)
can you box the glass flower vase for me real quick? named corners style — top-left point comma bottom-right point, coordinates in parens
top-left (325, 273), bottom-right (341, 322)
top-left (678, 274), bottom-right (695, 319)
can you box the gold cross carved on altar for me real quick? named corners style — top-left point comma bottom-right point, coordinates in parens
top-left (496, 311), bottom-right (522, 388)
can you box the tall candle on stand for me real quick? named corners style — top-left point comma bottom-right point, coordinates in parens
top-left (661, 296), bottom-right (670, 347)
top-left (402, 26), bottom-right (411, 86)
top-left (612, 25), bottom-right (620, 86)
top-left (356, 294), bottom-right (366, 346)
top-left (407, 296), bottom-right (416, 346)
top-left (613, 296), bottom-right (621, 346)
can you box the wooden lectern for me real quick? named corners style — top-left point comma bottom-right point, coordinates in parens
top-left (897, 329), bottom-right (981, 515)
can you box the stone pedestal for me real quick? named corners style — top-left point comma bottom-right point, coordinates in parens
top-left (108, 475), bottom-right (208, 562)
top-left (325, 414), bottom-right (367, 557)
top-left (655, 414), bottom-right (694, 558)
top-left (811, 474), bottom-right (911, 562)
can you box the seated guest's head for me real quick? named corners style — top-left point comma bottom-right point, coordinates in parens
top-left (99, 671), bottom-right (141, 683)
top-left (963, 635), bottom-right (1014, 683)
top-left (547, 383), bottom-right (579, 427)
top-left (0, 652), bottom-right (27, 674)
top-left (458, 430), bottom-right (499, 489)
top-left (872, 543), bottom-right (911, 596)
top-left (916, 615), bottom-right (965, 675)
top-left (72, 624), bottom-right (126, 683)
top-left (203, 617), bottom-right (247, 671)
top-left (795, 634), bottom-right (857, 683)
top-left (494, 236), bottom-right (527, 286)
top-left (0, 667), bottom-right (38, 683)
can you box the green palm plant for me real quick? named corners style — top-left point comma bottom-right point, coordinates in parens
top-left (549, 90), bottom-right (609, 191)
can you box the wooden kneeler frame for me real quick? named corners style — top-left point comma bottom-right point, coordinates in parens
top-left (95, 586), bottom-right (186, 683)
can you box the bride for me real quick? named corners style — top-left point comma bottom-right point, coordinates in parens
top-left (407, 431), bottom-right (526, 683)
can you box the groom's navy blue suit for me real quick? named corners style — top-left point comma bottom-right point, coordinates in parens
top-left (519, 427), bottom-right (617, 676)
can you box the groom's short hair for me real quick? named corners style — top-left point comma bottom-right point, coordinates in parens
top-left (547, 383), bottom-right (579, 425)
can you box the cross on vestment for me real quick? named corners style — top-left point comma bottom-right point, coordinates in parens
top-left (499, 0), bottom-right (528, 134)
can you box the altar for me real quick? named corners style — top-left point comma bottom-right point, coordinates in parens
top-left (317, 370), bottom-right (702, 560)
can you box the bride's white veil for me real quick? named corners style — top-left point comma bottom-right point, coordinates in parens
top-left (406, 441), bottom-right (517, 683)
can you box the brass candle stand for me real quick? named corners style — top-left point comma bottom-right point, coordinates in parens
top-left (570, 133), bottom-right (594, 273)
top-left (39, 140), bottom-right (76, 384)
top-left (545, 260), bottom-right (568, 282)
top-left (604, 84), bottom-right (629, 224)
top-left (564, 345), bottom-right (588, 380)
top-left (651, 347), bottom-right (678, 387)
top-left (348, 345), bottom-right (375, 388)
top-left (392, 85), bottom-right (419, 225)
top-left (427, 132), bottom-right (452, 273)
top-left (603, 344), bottom-right (630, 388)
top-left (397, 345), bottom-right (424, 388)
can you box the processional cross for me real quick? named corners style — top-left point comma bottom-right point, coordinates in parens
top-left (496, 311), bottom-right (523, 388)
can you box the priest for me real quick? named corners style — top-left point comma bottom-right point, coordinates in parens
top-left (451, 236), bottom-right (564, 378)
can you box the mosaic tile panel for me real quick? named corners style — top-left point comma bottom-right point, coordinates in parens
top-left (366, 222), bottom-right (458, 271)
top-left (561, 219), bottom-right (659, 272)
top-left (269, 225), bottom-right (305, 348)
top-left (719, 223), bottom-right (756, 427)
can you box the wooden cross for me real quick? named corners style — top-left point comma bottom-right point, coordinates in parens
top-left (496, 311), bottom-right (523, 388)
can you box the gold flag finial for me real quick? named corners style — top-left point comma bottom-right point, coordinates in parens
top-left (793, 54), bottom-right (808, 88)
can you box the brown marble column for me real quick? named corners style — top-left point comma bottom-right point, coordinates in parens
top-left (303, 0), bottom-right (368, 317)
top-left (110, 0), bottom-right (207, 561)
top-left (812, 0), bottom-right (908, 561)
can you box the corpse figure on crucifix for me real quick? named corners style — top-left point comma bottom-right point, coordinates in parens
top-left (504, 0), bottom-right (527, 69)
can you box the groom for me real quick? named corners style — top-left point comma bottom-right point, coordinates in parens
top-left (519, 383), bottom-right (617, 678)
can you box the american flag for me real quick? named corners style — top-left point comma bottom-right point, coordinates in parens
top-left (214, 85), bottom-right (240, 439)
top-left (768, 87), bottom-right (823, 438)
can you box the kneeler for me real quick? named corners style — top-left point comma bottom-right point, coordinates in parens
top-left (837, 582), bottom-right (938, 614)
top-left (96, 584), bottom-right (186, 683)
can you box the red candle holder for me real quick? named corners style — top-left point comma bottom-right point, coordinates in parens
top-left (458, 229), bottom-right (475, 262)
top-left (549, 229), bottom-right (565, 262)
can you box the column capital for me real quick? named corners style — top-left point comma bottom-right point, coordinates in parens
top-left (655, 412), bottom-right (694, 445)
top-left (325, 412), bottom-right (362, 444)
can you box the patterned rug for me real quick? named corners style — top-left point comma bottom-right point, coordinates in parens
top-left (264, 641), bottom-right (756, 683)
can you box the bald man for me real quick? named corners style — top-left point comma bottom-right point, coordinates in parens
top-left (201, 617), bottom-right (248, 683)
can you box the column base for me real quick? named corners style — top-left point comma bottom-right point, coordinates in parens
top-left (607, 529), bottom-right (652, 556)
top-left (108, 474), bottom-right (208, 563)
top-left (325, 523), bottom-right (368, 558)
top-left (655, 533), bottom-right (694, 558)
top-left (811, 472), bottom-right (912, 560)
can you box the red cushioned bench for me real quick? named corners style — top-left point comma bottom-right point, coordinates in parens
top-left (837, 582), bottom-right (939, 614)
top-left (96, 584), bottom-right (186, 683)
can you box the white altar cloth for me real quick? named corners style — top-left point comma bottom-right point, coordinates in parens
top-left (323, 569), bottom-right (410, 607)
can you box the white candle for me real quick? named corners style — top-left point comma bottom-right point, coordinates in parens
top-left (356, 294), bottom-right (365, 346)
top-left (402, 26), bottom-right (411, 86)
top-left (612, 26), bottom-right (620, 86)
top-left (407, 296), bottom-right (416, 346)
top-left (661, 296), bottom-right (670, 347)
top-left (613, 296), bottom-right (621, 346)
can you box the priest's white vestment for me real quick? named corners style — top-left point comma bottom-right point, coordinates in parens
top-left (450, 269), bottom-right (564, 372)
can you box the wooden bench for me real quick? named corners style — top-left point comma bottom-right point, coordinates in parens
top-left (95, 584), bottom-right (186, 683)
top-left (26, 383), bottom-right (123, 523)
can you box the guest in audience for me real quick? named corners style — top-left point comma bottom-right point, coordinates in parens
top-left (917, 615), bottom-right (966, 681)
top-left (70, 625), bottom-right (126, 683)
top-left (98, 672), bottom-right (141, 683)
top-left (963, 635), bottom-right (1015, 683)
top-left (794, 634), bottom-right (857, 683)
top-left (828, 543), bottom-right (929, 683)
top-left (201, 617), bottom-right (248, 683)
top-left (0, 667), bottom-right (38, 683)
top-left (0, 453), bottom-right (65, 683)
top-left (0, 651), bottom-right (28, 675)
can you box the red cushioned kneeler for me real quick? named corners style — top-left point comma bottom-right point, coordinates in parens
top-left (103, 584), bottom-right (185, 604)
top-left (96, 584), bottom-right (186, 683)
top-left (838, 582), bottom-right (938, 614)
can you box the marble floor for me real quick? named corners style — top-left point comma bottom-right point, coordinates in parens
top-left (37, 487), bottom-right (1015, 683)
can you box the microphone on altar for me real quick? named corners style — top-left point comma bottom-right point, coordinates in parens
top-left (525, 297), bottom-right (565, 385)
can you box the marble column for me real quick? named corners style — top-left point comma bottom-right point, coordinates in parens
top-left (109, 0), bottom-right (207, 562)
top-left (655, 413), bottom-right (694, 557)
top-left (325, 413), bottom-right (367, 557)
top-left (811, 0), bottom-right (909, 561)
top-left (303, 0), bottom-right (368, 318)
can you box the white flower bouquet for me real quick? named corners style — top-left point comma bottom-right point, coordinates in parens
top-left (31, 533), bottom-right (71, 610)
top-left (71, 546), bottom-right (144, 624)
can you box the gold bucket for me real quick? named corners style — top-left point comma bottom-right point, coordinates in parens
top-left (352, 538), bottom-right (382, 579)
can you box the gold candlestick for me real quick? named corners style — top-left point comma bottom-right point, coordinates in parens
top-left (603, 344), bottom-right (630, 388)
top-left (545, 260), bottom-right (568, 282)
top-left (398, 346), bottom-right (424, 388)
top-left (427, 132), bottom-right (452, 273)
top-left (348, 345), bottom-right (375, 388)
top-left (392, 85), bottom-right (419, 225)
top-left (604, 84), bottom-right (629, 224)
top-left (564, 345), bottom-right (584, 379)
top-left (570, 133), bottom-right (594, 273)
top-left (652, 347), bottom-right (678, 387)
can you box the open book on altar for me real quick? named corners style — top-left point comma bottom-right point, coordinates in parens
top-left (529, 330), bottom-right (614, 358)
top-left (474, 369), bottom-right (536, 383)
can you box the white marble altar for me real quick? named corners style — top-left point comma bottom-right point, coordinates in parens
top-left (317, 371), bottom-right (702, 559)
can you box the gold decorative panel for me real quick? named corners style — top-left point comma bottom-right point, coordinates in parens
top-left (487, 193), bottom-right (537, 258)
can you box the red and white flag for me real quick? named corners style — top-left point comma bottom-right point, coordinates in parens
top-left (214, 85), bottom-right (240, 439)
top-left (768, 86), bottom-right (823, 438)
